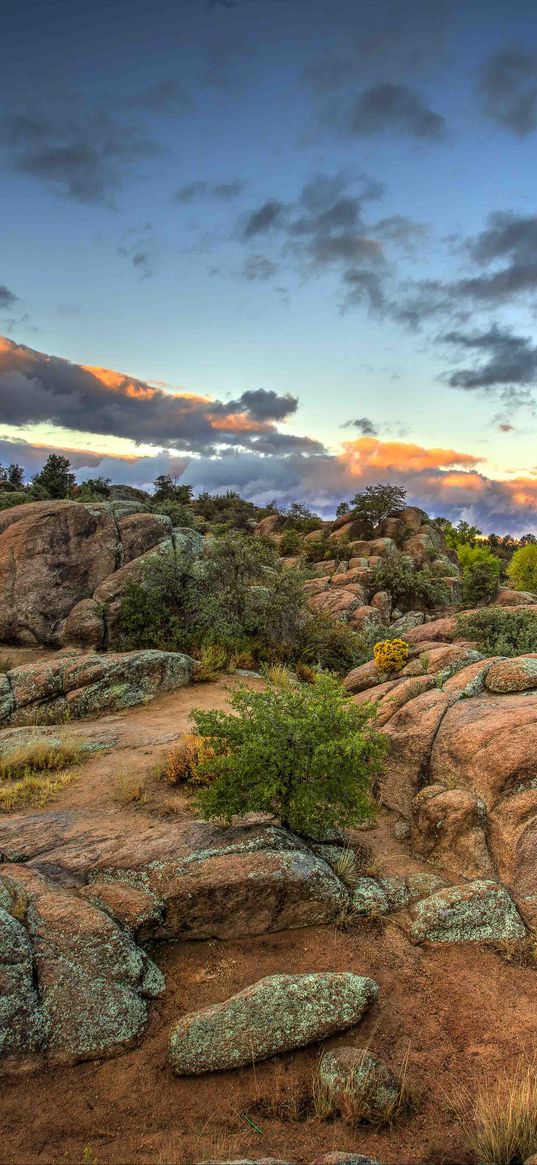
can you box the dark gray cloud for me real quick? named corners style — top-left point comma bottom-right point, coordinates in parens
top-left (118, 224), bottom-right (156, 278)
top-left (441, 324), bottom-right (537, 390)
top-left (480, 49), bottom-right (537, 135)
top-left (340, 269), bottom-right (387, 312)
top-left (1, 107), bottom-right (158, 204)
top-left (0, 337), bottom-right (318, 457)
top-left (342, 416), bottom-right (378, 435)
top-left (241, 254), bottom-right (277, 280)
top-left (347, 83), bottom-right (445, 140)
top-left (0, 286), bottom-right (18, 310)
top-left (243, 199), bottom-right (285, 238)
top-left (176, 177), bottom-right (244, 203)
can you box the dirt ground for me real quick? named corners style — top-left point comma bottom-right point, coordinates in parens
top-left (1, 677), bottom-right (536, 1165)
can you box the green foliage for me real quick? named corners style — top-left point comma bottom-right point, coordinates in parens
top-left (457, 607), bottom-right (537, 657)
top-left (152, 474), bottom-right (194, 505)
top-left (0, 491), bottom-right (27, 510)
top-left (194, 489), bottom-right (266, 531)
top-left (75, 476), bottom-right (111, 501)
top-left (279, 528), bottom-right (301, 555)
top-left (0, 463), bottom-right (24, 489)
top-left (372, 551), bottom-right (449, 611)
top-left (278, 502), bottom-right (323, 533)
top-left (507, 543), bottom-right (537, 594)
top-left (348, 483), bottom-right (406, 534)
top-left (299, 613), bottom-right (370, 673)
top-left (192, 673), bottom-right (387, 834)
top-left (33, 454), bottom-right (75, 499)
top-left (150, 498), bottom-right (195, 527)
top-left (458, 544), bottom-right (501, 604)
top-left (435, 517), bottom-right (482, 549)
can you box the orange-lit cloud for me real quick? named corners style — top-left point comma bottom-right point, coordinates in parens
top-left (339, 436), bottom-right (483, 475)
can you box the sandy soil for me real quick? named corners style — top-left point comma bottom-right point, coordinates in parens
top-left (1, 679), bottom-right (536, 1165)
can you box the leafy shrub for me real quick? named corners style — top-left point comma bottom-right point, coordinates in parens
top-left (150, 499), bottom-right (195, 528)
top-left (279, 528), bottom-right (301, 555)
top-left (193, 643), bottom-right (229, 681)
top-left (192, 673), bottom-right (388, 835)
top-left (457, 607), bottom-right (537, 657)
top-left (373, 551), bottom-right (450, 612)
top-left (373, 638), bottom-right (409, 673)
top-left (458, 544), bottom-right (501, 604)
top-left (298, 613), bottom-right (370, 674)
top-left (347, 483), bottom-right (407, 535)
top-left (507, 543), bottom-right (537, 594)
top-left (0, 491), bottom-right (27, 510)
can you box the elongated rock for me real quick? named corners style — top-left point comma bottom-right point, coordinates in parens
top-left (169, 972), bottom-right (378, 1075)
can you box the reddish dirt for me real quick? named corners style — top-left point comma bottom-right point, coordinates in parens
top-left (1, 678), bottom-right (537, 1165)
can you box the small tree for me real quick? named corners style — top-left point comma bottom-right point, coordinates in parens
top-left (33, 454), bottom-right (75, 499)
top-left (349, 483), bottom-right (406, 534)
top-left (153, 474), bottom-right (193, 505)
top-left (458, 545), bottom-right (501, 604)
top-left (507, 544), bottom-right (537, 594)
top-left (0, 463), bottom-right (24, 490)
top-left (192, 673), bottom-right (388, 835)
top-left (76, 476), bottom-right (111, 501)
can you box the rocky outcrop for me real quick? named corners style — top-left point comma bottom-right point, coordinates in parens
top-left (169, 972), bottom-right (378, 1074)
top-left (0, 650), bottom-right (194, 726)
top-left (407, 880), bottom-right (526, 944)
top-left (0, 499), bottom-right (203, 648)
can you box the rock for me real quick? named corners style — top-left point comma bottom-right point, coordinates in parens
top-left (169, 972), bottom-right (378, 1074)
top-left (374, 675), bottom-right (436, 726)
top-left (401, 530), bottom-right (435, 566)
top-left (308, 589), bottom-right (363, 619)
top-left (411, 786), bottom-right (494, 880)
top-left (344, 660), bottom-right (386, 694)
top-left (0, 865), bottom-right (163, 1072)
top-left (0, 650), bottom-right (194, 726)
top-left (371, 591), bottom-right (391, 623)
top-left (349, 606), bottom-right (385, 633)
top-left (319, 1047), bottom-right (401, 1121)
top-left (0, 814), bottom-right (349, 941)
top-left (380, 688), bottom-right (450, 817)
top-left (408, 880), bottom-right (526, 944)
top-left (330, 519), bottom-right (370, 542)
top-left (330, 568), bottom-right (369, 592)
top-left (388, 611), bottom-right (425, 636)
top-left (255, 514), bottom-right (283, 537)
top-left (369, 538), bottom-right (396, 557)
top-left (351, 878), bottom-right (389, 915)
top-left (311, 1156), bottom-right (382, 1165)
top-left (404, 616), bottom-right (459, 644)
top-left (393, 819), bottom-right (410, 840)
top-left (497, 587), bottom-right (537, 606)
top-left (61, 598), bottom-right (105, 649)
top-left (430, 692), bottom-right (537, 805)
top-left (0, 501), bottom-right (179, 647)
top-left (485, 655), bottom-right (537, 693)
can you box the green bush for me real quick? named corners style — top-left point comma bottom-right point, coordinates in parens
top-left (150, 499), bottom-right (195, 527)
top-left (457, 607), bottom-right (537, 657)
top-left (192, 673), bottom-right (388, 835)
top-left (507, 544), bottom-right (537, 594)
top-left (299, 613), bottom-right (370, 673)
top-left (458, 544), bottom-right (501, 604)
top-left (347, 483), bottom-right (406, 535)
top-left (279, 528), bottom-right (301, 555)
top-left (372, 552), bottom-right (448, 611)
top-left (0, 491), bottom-right (27, 510)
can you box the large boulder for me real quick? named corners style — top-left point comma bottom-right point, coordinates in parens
top-left (169, 972), bottom-right (378, 1074)
top-left (408, 880), bottom-right (526, 944)
top-left (0, 500), bottom-right (191, 648)
top-left (0, 650), bottom-right (194, 726)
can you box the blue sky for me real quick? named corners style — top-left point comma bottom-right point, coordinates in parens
top-left (3, 0), bottom-right (537, 530)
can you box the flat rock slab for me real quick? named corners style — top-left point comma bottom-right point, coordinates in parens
top-left (0, 811), bottom-right (349, 940)
top-left (408, 879), bottom-right (526, 944)
top-left (169, 972), bottom-right (378, 1074)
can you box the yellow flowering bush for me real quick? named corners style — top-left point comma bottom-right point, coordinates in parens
top-left (373, 638), bottom-right (409, 673)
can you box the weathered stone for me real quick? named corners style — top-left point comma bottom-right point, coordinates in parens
top-left (374, 675), bottom-right (435, 726)
top-left (388, 611), bottom-right (425, 636)
top-left (408, 879), bottom-right (526, 944)
top-left (430, 693), bottom-right (537, 805)
top-left (370, 591), bottom-right (391, 623)
top-left (351, 878), bottom-right (389, 915)
top-left (319, 1047), bottom-right (401, 1120)
top-left (308, 589), bottom-right (363, 619)
top-left (485, 655), bottom-right (537, 693)
top-left (169, 972), bottom-right (378, 1074)
top-left (411, 786), bottom-right (494, 880)
top-left (380, 688), bottom-right (450, 818)
top-left (349, 606), bottom-right (385, 633)
top-left (496, 587), bottom-right (537, 606)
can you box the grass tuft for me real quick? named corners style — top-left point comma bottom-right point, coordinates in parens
top-left (0, 654), bottom-right (14, 674)
top-left (454, 1060), bottom-right (537, 1165)
top-left (0, 738), bottom-right (83, 812)
top-left (312, 1044), bottom-right (414, 1129)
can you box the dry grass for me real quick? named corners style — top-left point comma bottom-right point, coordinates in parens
top-left (330, 846), bottom-right (360, 889)
top-left (0, 739), bottom-right (82, 782)
top-left (454, 1060), bottom-right (537, 1165)
top-left (114, 769), bottom-right (149, 805)
top-left (156, 733), bottom-right (217, 787)
top-left (0, 654), bottom-right (14, 674)
top-left (265, 663), bottom-right (295, 687)
top-left (193, 644), bottom-right (228, 683)
top-left (0, 738), bottom-right (84, 812)
top-left (312, 1044), bottom-right (414, 1130)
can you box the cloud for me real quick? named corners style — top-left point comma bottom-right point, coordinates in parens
top-left (441, 324), bottom-right (537, 389)
top-left (241, 255), bottom-right (278, 280)
top-left (480, 49), bottom-right (537, 135)
top-left (347, 83), bottom-right (445, 140)
top-left (0, 337), bottom-right (318, 457)
top-left (0, 286), bottom-right (18, 310)
top-left (176, 178), bottom-right (244, 203)
top-left (118, 224), bottom-right (156, 278)
top-left (6, 429), bottom-right (537, 534)
top-left (243, 199), bottom-right (285, 238)
top-left (0, 89), bottom-right (161, 204)
top-left (342, 417), bottom-right (378, 435)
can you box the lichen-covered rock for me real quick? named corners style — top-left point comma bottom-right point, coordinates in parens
top-left (380, 688), bottom-right (450, 817)
top-left (485, 655), bottom-right (537, 693)
top-left (0, 865), bottom-right (164, 1072)
top-left (169, 972), bottom-right (378, 1074)
top-left (319, 1047), bottom-right (401, 1120)
top-left (408, 879), bottom-right (526, 944)
top-left (349, 606), bottom-right (385, 633)
top-left (351, 878), bottom-right (389, 915)
top-left (0, 650), bottom-right (193, 726)
top-left (311, 1156), bottom-right (382, 1165)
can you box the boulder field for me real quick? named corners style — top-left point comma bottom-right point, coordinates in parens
top-left (0, 499), bottom-right (203, 648)
top-left (342, 614), bottom-right (537, 930)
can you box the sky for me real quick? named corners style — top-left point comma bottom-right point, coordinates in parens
top-left (3, 0), bottom-right (537, 531)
